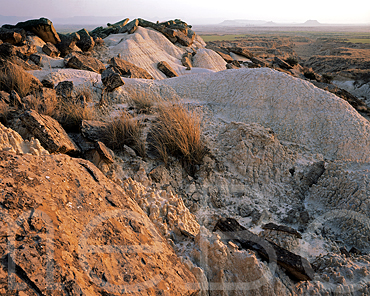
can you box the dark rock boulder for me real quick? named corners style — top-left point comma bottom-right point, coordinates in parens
top-left (120, 19), bottom-right (139, 34)
top-left (227, 46), bottom-right (254, 59)
top-left (0, 27), bottom-right (24, 45)
top-left (250, 57), bottom-right (268, 67)
top-left (55, 81), bottom-right (74, 99)
top-left (42, 42), bottom-right (60, 58)
top-left (107, 18), bottom-right (129, 28)
top-left (215, 50), bottom-right (234, 63)
top-left (214, 218), bottom-right (314, 281)
top-left (181, 53), bottom-right (192, 69)
top-left (9, 90), bottom-right (24, 109)
top-left (41, 79), bottom-right (54, 89)
top-left (226, 60), bottom-right (241, 69)
top-left (101, 66), bottom-right (124, 92)
top-left (76, 28), bottom-right (95, 52)
top-left (4, 17), bottom-right (60, 44)
top-left (64, 52), bottom-right (105, 74)
top-left (157, 61), bottom-right (178, 78)
top-left (56, 32), bottom-right (80, 56)
top-left (29, 53), bottom-right (42, 66)
top-left (108, 57), bottom-right (153, 79)
top-left (81, 120), bottom-right (108, 142)
top-left (20, 109), bottom-right (80, 155)
top-left (262, 223), bottom-right (302, 239)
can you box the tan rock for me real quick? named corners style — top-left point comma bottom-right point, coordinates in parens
top-left (0, 152), bottom-right (198, 295)
top-left (108, 57), bottom-right (154, 79)
top-left (20, 109), bottom-right (80, 154)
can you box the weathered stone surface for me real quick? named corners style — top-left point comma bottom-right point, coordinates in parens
top-left (29, 53), bottom-right (42, 66)
top-left (215, 50), bottom-right (234, 63)
top-left (20, 109), bottom-right (80, 154)
top-left (0, 151), bottom-right (198, 296)
top-left (55, 80), bottom-right (74, 99)
top-left (0, 27), bottom-right (24, 44)
top-left (0, 91), bottom-right (10, 104)
top-left (107, 18), bottom-right (129, 28)
top-left (262, 223), bottom-right (302, 238)
top-left (227, 46), bottom-right (254, 59)
top-left (56, 32), bottom-right (80, 56)
top-left (81, 120), bottom-right (108, 142)
top-left (95, 141), bottom-right (114, 164)
top-left (157, 61), bottom-right (178, 78)
top-left (108, 57), bottom-right (153, 79)
top-left (0, 123), bottom-right (48, 155)
top-left (181, 52), bottom-right (192, 69)
top-left (118, 19), bottom-right (139, 34)
top-left (214, 217), bottom-right (314, 281)
top-left (64, 52), bottom-right (105, 73)
top-left (101, 66), bottom-right (124, 91)
top-left (273, 56), bottom-right (293, 70)
top-left (6, 17), bottom-right (60, 44)
top-left (250, 57), bottom-right (268, 67)
top-left (42, 41), bottom-right (60, 57)
top-left (0, 43), bottom-right (36, 60)
top-left (226, 60), bottom-right (241, 69)
top-left (76, 28), bottom-right (95, 51)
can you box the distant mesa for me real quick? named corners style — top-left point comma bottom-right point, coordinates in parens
top-left (303, 20), bottom-right (322, 26)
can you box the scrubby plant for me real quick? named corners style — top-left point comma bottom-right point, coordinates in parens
top-left (103, 112), bottom-right (145, 157)
top-left (149, 104), bottom-right (206, 169)
top-left (285, 57), bottom-right (299, 67)
top-left (125, 86), bottom-right (162, 114)
top-left (0, 61), bottom-right (38, 98)
top-left (56, 99), bottom-right (96, 132)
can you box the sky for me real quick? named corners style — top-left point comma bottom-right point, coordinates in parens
top-left (0, 0), bottom-right (369, 25)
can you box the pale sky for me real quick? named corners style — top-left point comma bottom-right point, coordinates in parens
top-left (0, 0), bottom-right (369, 24)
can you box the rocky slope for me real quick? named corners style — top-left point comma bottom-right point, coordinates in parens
top-left (1, 16), bottom-right (370, 296)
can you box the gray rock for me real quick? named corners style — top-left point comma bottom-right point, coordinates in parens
top-left (157, 61), bottom-right (178, 78)
top-left (55, 81), bottom-right (74, 99)
top-left (76, 28), bottom-right (95, 52)
top-left (42, 42), bottom-right (60, 58)
top-left (56, 32), bottom-right (80, 56)
top-left (64, 52), bottom-right (105, 74)
top-left (20, 109), bottom-right (80, 155)
top-left (101, 66), bottom-right (124, 92)
top-left (29, 54), bottom-right (42, 66)
top-left (181, 53), bottom-right (192, 69)
top-left (81, 120), bottom-right (108, 142)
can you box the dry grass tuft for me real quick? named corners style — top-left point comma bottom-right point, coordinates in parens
top-left (125, 86), bottom-right (163, 114)
top-left (56, 100), bottom-right (96, 131)
top-left (0, 61), bottom-right (38, 98)
top-left (149, 104), bottom-right (206, 167)
top-left (0, 100), bottom-right (9, 124)
top-left (104, 112), bottom-right (145, 157)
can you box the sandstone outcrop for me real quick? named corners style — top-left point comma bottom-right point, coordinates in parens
top-left (42, 41), bottom-right (60, 57)
top-left (3, 17), bottom-right (60, 44)
top-left (0, 122), bottom-right (48, 155)
top-left (56, 32), bottom-right (81, 56)
top-left (101, 66), bottom-right (125, 91)
top-left (76, 28), bottom-right (95, 52)
top-left (0, 27), bottom-right (24, 45)
top-left (108, 57), bottom-right (154, 79)
top-left (20, 109), bottom-right (80, 155)
top-left (0, 151), bottom-right (198, 295)
top-left (64, 52), bottom-right (105, 74)
top-left (157, 61), bottom-right (179, 78)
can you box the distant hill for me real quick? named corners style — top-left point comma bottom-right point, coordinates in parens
top-left (303, 20), bottom-right (322, 26)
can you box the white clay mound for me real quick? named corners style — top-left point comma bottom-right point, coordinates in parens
top-left (104, 27), bottom-right (226, 79)
top-left (154, 68), bottom-right (370, 162)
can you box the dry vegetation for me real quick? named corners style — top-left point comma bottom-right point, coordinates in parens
top-left (0, 61), bottom-right (39, 97)
top-left (103, 112), bottom-right (145, 157)
top-left (0, 100), bottom-right (9, 124)
top-left (149, 104), bottom-right (206, 167)
top-left (125, 86), bottom-right (163, 114)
